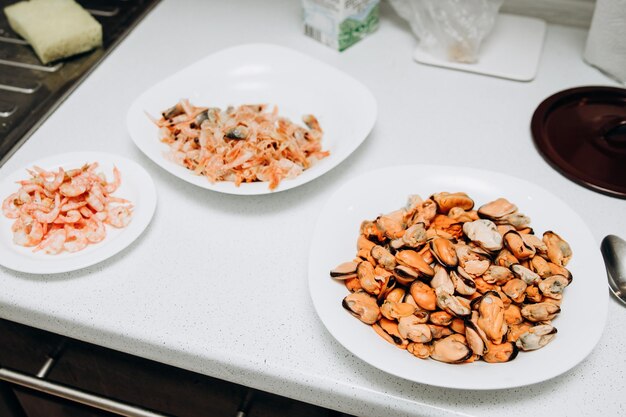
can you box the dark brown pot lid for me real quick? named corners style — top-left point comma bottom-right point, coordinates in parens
top-left (531, 86), bottom-right (626, 199)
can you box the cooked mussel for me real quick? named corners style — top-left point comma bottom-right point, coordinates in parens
top-left (515, 324), bottom-right (557, 351)
top-left (330, 261), bottom-right (358, 279)
top-left (431, 192), bottom-right (474, 214)
top-left (478, 198), bottom-right (518, 220)
top-left (429, 237), bottom-right (458, 267)
top-left (410, 281), bottom-right (437, 311)
top-left (521, 302), bottom-right (561, 322)
top-left (398, 315), bottom-right (433, 343)
top-left (343, 291), bottom-right (381, 324)
top-left (394, 265), bottom-right (420, 286)
top-left (380, 301), bottom-right (416, 320)
top-left (503, 230), bottom-right (536, 260)
top-left (538, 274), bottom-right (571, 299)
top-left (474, 291), bottom-right (505, 343)
top-left (483, 341), bottom-right (519, 363)
top-left (430, 265), bottom-right (455, 294)
top-left (396, 250), bottom-right (435, 278)
top-left (436, 287), bottom-right (471, 317)
top-left (463, 219), bottom-right (503, 252)
top-left (543, 231), bottom-right (572, 267)
top-left (371, 245), bottom-right (396, 271)
top-left (430, 334), bottom-right (473, 364)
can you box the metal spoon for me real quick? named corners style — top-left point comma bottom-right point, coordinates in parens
top-left (601, 235), bottom-right (626, 305)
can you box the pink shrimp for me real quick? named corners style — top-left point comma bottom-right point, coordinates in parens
top-left (57, 210), bottom-right (82, 224)
top-left (64, 226), bottom-right (88, 253)
top-left (94, 211), bottom-right (107, 221)
top-left (79, 206), bottom-right (94, 218)
top-left (17, 176), bottom-right (43, 187)
top-left (43, 167), bottom-right (65, 192)
top-left (32, 166), bottom-right (51, 176)
top-left (86, 184), bottom-right (106, 212)
top-left (19, 200), bottom-right (51, 214)
top-left (4, 162), bottom-right (131, 255)
top-left (104, 167), bottom-right (121, 193)
top-left (2, 193), bottom-right (21, 219)
top-left (12, 216), bottom-right (44, 247)
top-left (17, 190), bottom-right (33, 205)
top-left (105, 205), bottom-right (133, 228)
top-left (152, 100), bottom-right (328, 189)
top-left (34, 228), bottom-right (66, 254)
top-left (61, 199), bottom-right (88, 212)
top-left (106, 196), bottom-right (130, 204)
top-left (20, 183), bottom-right (44, 194)
top-left (17, 184), bottom-right (46, 204)
top-left (85, 218), bottom-right (106, 243)
top-left (32, 194), bottom-right (62, 224)
top-left (59, 174), bottom-right (90, 197)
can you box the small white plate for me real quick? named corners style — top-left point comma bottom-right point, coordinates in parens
top-left (308, 165), bottom-right (607, 390)
top-left (0, 152), bottom-right (157, 274)
top-left (127, 43), bottom-right (377, 195)
top-left (413, 14), bottom-right (546, 82)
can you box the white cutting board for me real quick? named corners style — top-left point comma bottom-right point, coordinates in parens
top-left (413, 14), bottom-right (546, 82)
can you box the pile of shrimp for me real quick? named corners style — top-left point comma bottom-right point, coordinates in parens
top-left (1, 163), bottom-right (133, 255)
top-left (150, 99), bottom-right (330, 190)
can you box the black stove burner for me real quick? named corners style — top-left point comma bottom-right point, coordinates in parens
top-left (0, 0), bottom-right (160, 166)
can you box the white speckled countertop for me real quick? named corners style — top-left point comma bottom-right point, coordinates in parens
top-left (1, 1), bottom-right (625, 416)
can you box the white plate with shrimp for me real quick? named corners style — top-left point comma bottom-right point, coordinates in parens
top-left (126, 43), bottom-right (377, 195)
top-left (0, 152), bottom-right (157, 274)
top-left (308, 165), bottom-right (608, 389)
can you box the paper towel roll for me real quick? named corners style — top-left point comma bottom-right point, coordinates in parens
top-left (584, 0), bottom-right (626, 83)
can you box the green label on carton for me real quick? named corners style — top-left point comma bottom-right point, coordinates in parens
top-left (303, 0), bottom-right (379, 52)
top-left (338, 3), bottom-right (379, 51)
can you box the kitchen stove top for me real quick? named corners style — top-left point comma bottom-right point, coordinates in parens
top-left (0, 0), bottom-right (160, 166)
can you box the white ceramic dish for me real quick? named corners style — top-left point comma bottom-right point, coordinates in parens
top-left (308, 165), bottom-right (607, 390)
top-left (127, 43), bottom-right (377, 195)
top-left (413, 14), bottom-right (546, 82)
top-left (0, 152), bottom-right (157, 274)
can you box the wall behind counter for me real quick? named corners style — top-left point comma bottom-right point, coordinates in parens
top-left (502, 0), bottom-right (595, 27)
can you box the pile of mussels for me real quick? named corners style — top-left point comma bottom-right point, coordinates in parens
top-left (330, 193), bottom-right (572, 364)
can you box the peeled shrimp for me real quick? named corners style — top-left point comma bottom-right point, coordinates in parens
top-left (152, 100), bottom-right (329, 190)
top-left (2, 162), bottom-right (132, 254)
top-left (59, 175), bottom-right (90, 197)
top-left (12, 216), bottom-right (44, 247)
top-left (43, 168), bottom-right (65, 192)
top-left (57, 209), bottom-right (82, 224)
top-left (86, 185), bottom-right (106, 212)
top-left (104, 167), bottom-right (121, 194)
top-left (35, 228), bottom-right (66, 255)
top-left (105, 205), bottom-right (133, 228)
top-left (2, 193), bottom-right (20, 219)
top-left (32, 194), bottom-right (63, 224)
top-left (79, 206), bottom-right (94, 219)
top-left (61, 199), bottom-right (88, 212)
top-left (85, 218), bottom-right (106, 243)
top-left (64, 226), bottom-right (88, 253)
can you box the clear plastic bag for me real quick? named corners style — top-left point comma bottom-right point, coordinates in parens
top-left (389, 0), bottom-right (504, 63)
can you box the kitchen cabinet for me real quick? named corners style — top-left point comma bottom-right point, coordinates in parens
top-left (0, 382), bottom-right (26, 417)
top-left (0, 319), bottom-right (350, 417)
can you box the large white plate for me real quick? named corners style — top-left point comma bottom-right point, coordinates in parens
top-left (127, 43), bottom-right (377, 195)
top-left (308, 165), bottom-right (608, 390)
top-left (0, 152), bottom-right (157, 274)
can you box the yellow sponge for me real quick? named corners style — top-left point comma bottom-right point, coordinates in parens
top-left (4, 0), bottom-right (103, 64)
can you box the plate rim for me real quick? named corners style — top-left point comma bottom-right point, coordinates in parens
top-left (0, 151), bottom-right (157, 274)
top-left (126, 42), bottom-right (378, 196)
top-left (308, 164), bottom-right (608, 390)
